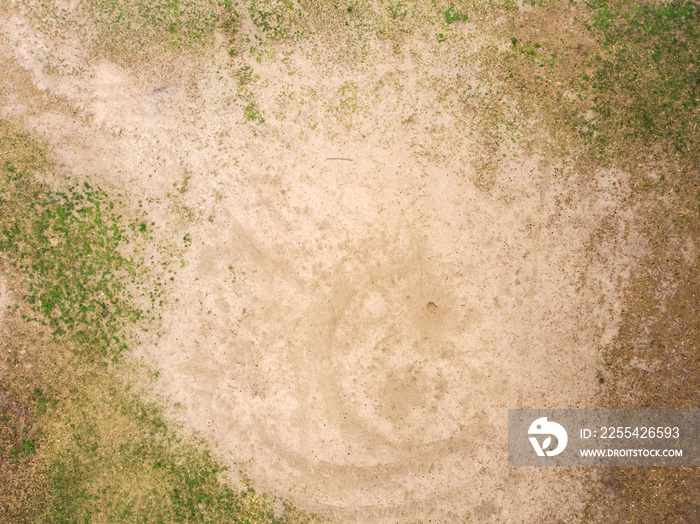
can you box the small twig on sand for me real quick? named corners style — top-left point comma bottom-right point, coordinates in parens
top-left (0, 150), bottom-right (16, 156)
top-left (325, 157), bottom-right (353, 161)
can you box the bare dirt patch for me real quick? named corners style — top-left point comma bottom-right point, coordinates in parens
top-left (0, 5), bottom-right (664, 522)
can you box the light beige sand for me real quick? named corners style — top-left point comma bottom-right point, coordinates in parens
top-left (1, 12), bottom-right (647, 522)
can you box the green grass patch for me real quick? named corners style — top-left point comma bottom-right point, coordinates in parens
top-left (244, 101), bottom-right (266, 122)
top-left (221, 0), bottom-right (241, 57)
top-left (489, 0), bottom-right (699, 174)
top-left (0, 118), bottom-right (317, 522)
top-left (444, 4), bottom-right (468, 24)
top-left (584, 0), bottom-right (699, 158)
top-left (0, 128), bottom-right (155, 359)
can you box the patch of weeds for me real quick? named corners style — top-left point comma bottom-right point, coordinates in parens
top-left (501, 0), bottom-right (518, 12)
top-left (586, 1), bottom-right (699, 161)
top-left (338, 81), bottom-right (359, 113)
top-left (237, 65), bottom-right (254, 87)
top-left (329, 81), bottom-right (366, 130)
top-left (376, 0), bottom-right (413, 43)
top-left (444, 4), bottom-right (468, 24)
top-left (241, 0), bottom-right (425, 64)
top-left (388, 1), bottom-right (408, 21)
top-left (0, 385), bottom-right (50, 468)
top-left (0, 315), bottom-right (56, 515)
top-left (176, 168), bottom-right (191, 194)
top-left (0, 175), bottom-right (143, 357)
top-left (221, 0), bottom-right (241, 57)
top-left (488, 0), bottom-right (699, 176)
top-left (90, 0), bottom-right (220, 52)
top-left (235, 65), bottom-right (261, 102)
top-left (168, 199), bottom-right (200, 223)
top-left (244, 101), bottom-right (265, 123)
top-left (0, 120), bottom-right (159, 358)
top-left (248, 0), bottom-right (303, 41)
top-left (227, 264), bottom-right (237, 284)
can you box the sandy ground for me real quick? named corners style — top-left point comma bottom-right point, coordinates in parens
top-left (0, 276), bottom-right (7, 324)
top-left (0, 11), bottom-right (647, 522)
